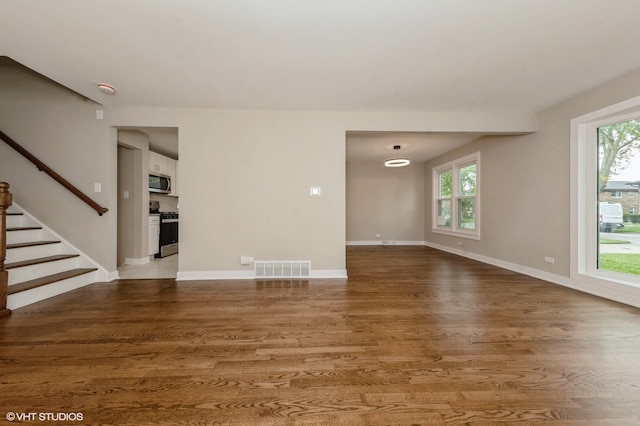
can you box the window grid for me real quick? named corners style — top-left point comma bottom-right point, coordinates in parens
top-left (432, 153), bottom-right (480, 240)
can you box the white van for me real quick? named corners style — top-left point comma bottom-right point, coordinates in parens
top-left (599, 202), bottom-right (624, 232)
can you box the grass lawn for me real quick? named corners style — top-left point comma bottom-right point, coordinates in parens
top-left (600, 238), bottom-right (629, 244)
top-left (599, 253), bottom-right (640, 275)
top-left (616, 223), bottom-right (640, 233)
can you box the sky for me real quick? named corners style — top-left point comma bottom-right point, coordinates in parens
top-left (610, 150), bottom-right (640, 181)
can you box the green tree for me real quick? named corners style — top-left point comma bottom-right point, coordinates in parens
top-left (459, 164), bottom-right (476, 195)
top-left (598, 119), bottom-right (640, 192)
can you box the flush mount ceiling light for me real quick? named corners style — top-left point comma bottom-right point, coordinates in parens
top-left (97, 83), bottom-right (116, 95)
top-left (384, 145), bottom-right (410, 167)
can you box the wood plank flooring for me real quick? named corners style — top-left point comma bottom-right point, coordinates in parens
top-left (1, 245), bottom-right (640, 425)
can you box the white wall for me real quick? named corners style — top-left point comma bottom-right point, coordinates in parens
top-left (0, 62), bottom-right (116, 271)
top-left (346, 161), bottom-right (424, 244)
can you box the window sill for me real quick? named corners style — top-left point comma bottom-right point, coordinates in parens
top-left (432, 228), bottom-right (480, 240)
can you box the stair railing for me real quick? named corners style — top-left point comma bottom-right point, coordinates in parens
top-left (1, 182), bottom-right (12, 317)
top-left (0, 130), bottom-right (108, 216)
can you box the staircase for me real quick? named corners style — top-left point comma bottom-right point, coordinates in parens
top-left (5, 203), bottom-right (103, 310)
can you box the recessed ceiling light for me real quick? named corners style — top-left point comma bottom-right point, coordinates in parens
top-left (97, 83), bottom-right (116, 95)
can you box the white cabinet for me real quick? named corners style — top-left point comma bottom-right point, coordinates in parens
top-left (171, 160), bottom-right (179, 197)
top-left (148, 215), bottom-right (160, 256)
top-left (149, 151), bottom-right (170, 175)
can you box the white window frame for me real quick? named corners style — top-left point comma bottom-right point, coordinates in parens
top-left (571, 97), bottom-right (640, 289)
top-left (432, 152), bottom-right (480, 240)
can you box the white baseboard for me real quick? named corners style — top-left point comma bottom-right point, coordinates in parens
top-left (177, 269), bottom-right (348, 281)
top-left (177, 270), bottom-right (254, 280)
top-left (310, 269), bottom-right (348, 279)
top-left (424, 241), bottom-right (640, 309)
top-left (124, 257), bottom-right (150, 266)
top-left (347, 240), bottom-right (426, 246)
top-left (107, 270), bottom-right (120, 281)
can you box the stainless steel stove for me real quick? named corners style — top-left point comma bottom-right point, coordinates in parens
top-left (157, 211), bottom-right (178, 258)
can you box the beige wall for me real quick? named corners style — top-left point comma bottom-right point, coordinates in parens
top-left (117, 146), bottom-right (134, 265)
top-left (107, 108), bottom-right (534, 278)
top-left (425, 132), bottom-right (567, 271)
top-left (346, 161), bottom-right (424, 244)
top-left (4, 57), bottom-right (640, 304)
top-left (117, 130), bottom-right (151, 265)
top-left (0, 63), bottom-right (116, 271)
top-left (424, 67), bottom-right (640, 307)
top-left (1, 61), bottom-right (537, 279)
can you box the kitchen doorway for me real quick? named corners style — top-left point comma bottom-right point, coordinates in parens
top-left (116, 127), bottom-right (179, 279)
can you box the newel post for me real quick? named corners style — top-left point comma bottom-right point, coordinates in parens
top-left (0, 182), bottom-right (12, 317)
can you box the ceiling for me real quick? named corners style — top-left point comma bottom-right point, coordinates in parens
top-left (3, 0), bottom-right (640, 161)
top-left (346, 131), bottom-right (486, 163)
top-left (119, 126), bottom-right (179, 160)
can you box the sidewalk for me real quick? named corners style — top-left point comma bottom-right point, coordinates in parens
top-left (599, 243), bottom-right (640, 254)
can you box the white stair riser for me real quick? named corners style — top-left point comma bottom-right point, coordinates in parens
top-left (4, 203), bottom-right (108, 310)
top-left (7, 271), bottom-right (99, 310)
top-left (8, 257), bottom-right (82, 286)
top-left (6, 243), bottom-right (64, 264)
top-left (6, 215), bottom-right (28, 228)
top-left (6, 229), bottom-right (45, 245)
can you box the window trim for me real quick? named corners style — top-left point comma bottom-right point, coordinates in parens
top-left (571, 96), bottom-right (640, 289)
top-left (432, 152), bottom-right (480, 240)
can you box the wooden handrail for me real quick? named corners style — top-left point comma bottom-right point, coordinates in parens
top-left (0, 130), bottom-right (108, 216)
top-left (1, 182), bottom-right (12, 317)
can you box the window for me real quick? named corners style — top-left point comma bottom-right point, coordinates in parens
top-left (571, 99), bottom-right (640, 289)
top-left (432, 152), bottom-right (480, 239)
top-left (597, 119), bottom-right (640, 278)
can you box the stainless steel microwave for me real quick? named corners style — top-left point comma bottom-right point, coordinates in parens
top-left (149, 173), bottom-right (171, 194)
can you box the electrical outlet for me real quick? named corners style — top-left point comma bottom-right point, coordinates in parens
top-left (544, 256), bottom-right (555, 264)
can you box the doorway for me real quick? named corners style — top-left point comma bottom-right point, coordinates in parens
top-left (116, 127), bottom-right (179, 279)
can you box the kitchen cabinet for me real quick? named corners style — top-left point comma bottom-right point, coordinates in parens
top-left (148, 215), bottom-right (160, 256)
top-left (149, 151), bottom-right (170, 175)
top-left (170, 160), bottom-right (179, 197)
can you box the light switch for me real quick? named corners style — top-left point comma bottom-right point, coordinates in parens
top-left (94, 183), bottom-right (102, 193)
top-left (310, 187), bottom-right (321, 196)
top-left (123, 191), bottom-right (129, 199)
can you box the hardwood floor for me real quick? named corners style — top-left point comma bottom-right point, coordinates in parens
top-left (1, 246), bottom-right (640, 425)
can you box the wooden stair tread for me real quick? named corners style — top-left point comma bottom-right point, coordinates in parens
top-left (7, 268), bottom-right (97, 295)
top-left (7, 240), bottom-right (61, 249)
top-left (7, 226), bottom-right (42, 231)
top-left (5, 254), bottom-right (79, 270)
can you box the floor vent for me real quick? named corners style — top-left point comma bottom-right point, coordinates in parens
top-left (254, 261), bottom-right (311, 278)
